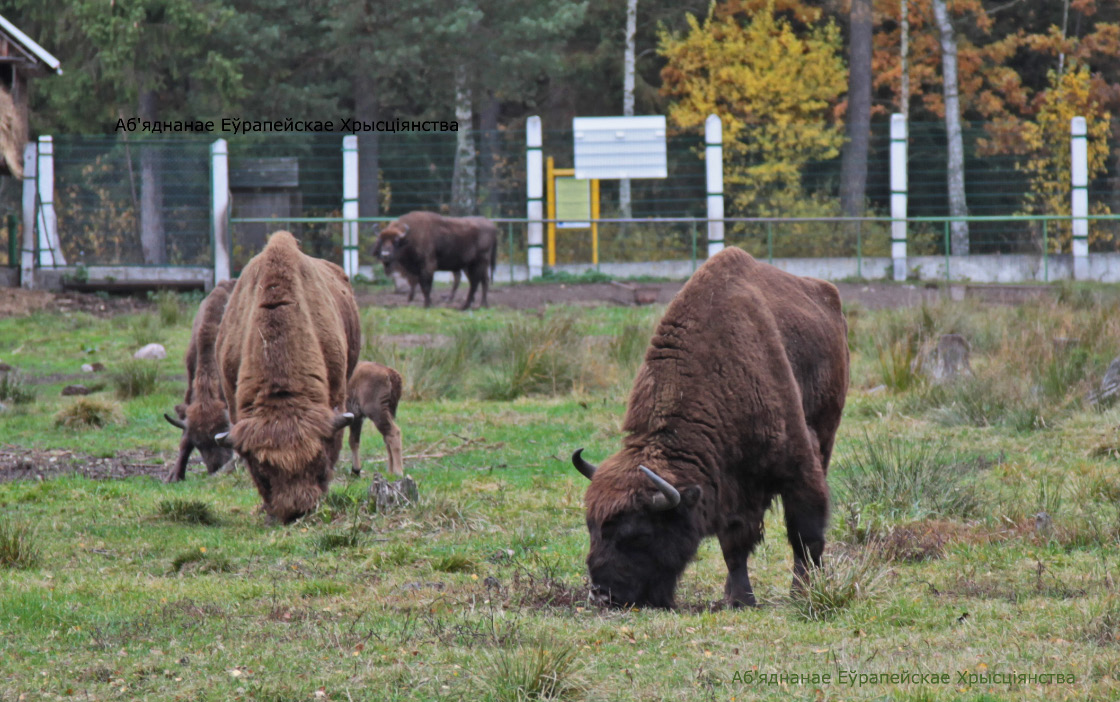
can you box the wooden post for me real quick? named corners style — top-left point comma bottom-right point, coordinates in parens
top-left (342, 135), bottom-right (359, 279)
top-left (211, 139), bottom-right (230, 286)
top-left (705, 114), bottom-right (724, 257)
top-left (20, 143), bottom-right (36, 289)
top-left (526, 116), bottom-right (543, 279)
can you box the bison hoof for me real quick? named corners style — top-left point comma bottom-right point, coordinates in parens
top-left (351, 468), bottom-right (362, 477)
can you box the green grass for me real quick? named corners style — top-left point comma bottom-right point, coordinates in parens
top-left (2, 295), bottom-right (1120, 699)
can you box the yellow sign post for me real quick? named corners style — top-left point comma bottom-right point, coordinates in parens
top-left (546, 156), bottom-right (600, 267)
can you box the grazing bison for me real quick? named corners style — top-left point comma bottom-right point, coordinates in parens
top-left (572, 247), bottom-right (849, 609)
top-left (163, 280), bottom-right (236, 482)
top-left (375, 211), bottom-right (497, 310)
top-left (216, 231), bottom-right (361, 523)
top-left (346, 361), bottom-right (404, 477)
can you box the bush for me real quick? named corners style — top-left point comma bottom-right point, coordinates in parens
top-left (484, 313), bottom-right (585, 400)
top-left (128, 313), bottom-right (162, 347)
top-left (158, 499), bottom-right (220, 525)
top-left (0, 370), bottom-right (35, 404)
top-left (789, 551), bottom-right (888, 621)
top-left (150, 290), bottom-right (183, 327)
top-left (473, 644), bottom-right (586, 702)
top-left (54, 398), bottom-right (125, 429)
top-left (111, 358), bottom-right (160, 398)
top-left (0, 519), bottom-right (39, 568)
top-left (834, 434), bottom-right (980, 520)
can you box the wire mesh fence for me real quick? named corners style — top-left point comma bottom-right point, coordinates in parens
top-left (3, 118), bottom-right (1118, 270)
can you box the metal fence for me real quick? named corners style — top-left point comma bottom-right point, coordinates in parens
top-left (3, 119), bottom-right (1119, 269)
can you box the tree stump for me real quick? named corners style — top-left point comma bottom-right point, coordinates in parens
top-left (368, 473), bottom-right (418, 511)
top-left (930, 334), bottom-right (971, 382)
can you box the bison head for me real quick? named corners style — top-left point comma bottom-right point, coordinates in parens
top-left (573, 449), bottom-right (703, 609)
top-left (164, 402), bottom-right (234, 473)
top-left (375, 221), bottom-right (410, 269)
top-left (219, 409), bottom-right (353, 523)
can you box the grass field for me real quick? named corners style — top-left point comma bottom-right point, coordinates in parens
top-left (3, 286), bottom-right (1120, 701)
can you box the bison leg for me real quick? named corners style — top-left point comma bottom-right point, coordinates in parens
top-left (718, 523), bottom-right (763, 607)
top-left (165, 434), bottom-right (194, 483)
top-left (348, 416), bottom-right (364, 477)
top-left (375, 413), bottom-right (403, 476)
top-left (407, 281), bottom-right (418, 303)
top-left (419, 271), bottom-right (435, 308)
top-left (782, 472), bottom-right (830, 594)
top-left (442, 271), bottom-right (462, 302)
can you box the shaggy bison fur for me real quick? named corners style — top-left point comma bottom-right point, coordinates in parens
top-left (375, 211), bottom-right (497, 310)
top-left (346, 361), bottom-right (404, 477)
top-left (573, 247), bottom-right (849, 608)
top-left (217, 231), bottom-right (361, 523)
top-left (163, 279), bottom-right (236, 482)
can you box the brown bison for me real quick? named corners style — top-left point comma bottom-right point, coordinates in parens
top-left (216, 231), bottom-right (361, 523)
top-left (572, 247), bottom-right (849, 609)
top-left (375, 211), bottom-right (497, 310)
top-left (346, 361), bottom-right (404, 477)
top-left (389, 261), bottom-right (462, 304)
top-left (163, 279), bottom-right (236, 482)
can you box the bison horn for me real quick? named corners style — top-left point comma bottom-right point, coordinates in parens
top-left (214, 431), bottom-right (233, 448)
top-left (400, 223), bottom-right (410, 236)
top-left (639, 465), bottom-right (681, 511)
top-left (572, 448), bottom-right (597, 480)
top-left (331, 412), bottom-right (355, 433)
top-left (164, 412), bottom-right (187, 430)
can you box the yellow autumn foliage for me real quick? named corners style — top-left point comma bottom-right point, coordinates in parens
top-left (659, 1), bottom-right (846, 220)
top-left (1020, 64), bottom-right (1113, 252)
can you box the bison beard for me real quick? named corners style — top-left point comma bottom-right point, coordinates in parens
top-left (574, 248), bottom-right (848, 609)
top-left (217, 231), bottom-right (360, 523)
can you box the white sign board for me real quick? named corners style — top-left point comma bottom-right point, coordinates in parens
top-left (573, 115), bottom-right (667, 180)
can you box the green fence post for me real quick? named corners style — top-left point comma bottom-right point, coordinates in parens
top-left (1042, 219), bottom-right (1048, 283)
top-left (856, 220), bottom-right (863, 280)
top-left (944, 220), bottom-right (951, 282)
top-left (690, 220), bottom-right (697, 272)
top-left (508, 221), bottom-right (515, 284)
top-left (766, 222), bottom-right (773, 264)
top-left (6, 214), bottom-right (15, 267)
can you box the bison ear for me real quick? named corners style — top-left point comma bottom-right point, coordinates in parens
top-left (680, 485), bottom-right (702, 508)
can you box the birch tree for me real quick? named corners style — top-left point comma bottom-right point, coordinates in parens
top-left (932, 0), bottom-right (968, 254)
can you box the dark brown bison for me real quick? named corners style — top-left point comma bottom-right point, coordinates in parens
top-left (216, 231), bottom-right (361, 523)
top-left (375, 211), bottom-right (497, 310)
top-left (163, 279), bottom-right (236, 482)
top-left (346, 361), bottom-right (403, 477)
top-left (572, 247), bottom-right (849, 609)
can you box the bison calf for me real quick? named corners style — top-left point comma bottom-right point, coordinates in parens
top-left (573, 247), bottom-right (849, 609)
top-left (346, 361), bottom-right (404, 477)
top-left (375, 211), bottom-right (497, 310)
top-left (164, 280), bottom-right (236, 482)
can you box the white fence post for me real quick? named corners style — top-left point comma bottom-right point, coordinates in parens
top-left (211, 139), bottom-right (230, 286)
top-left (526, 115), bottom-right (544, 279)
top-left (705, 114), bottom-right (724, 258)
top-left (890, 114), bottom-right (908, 282)
top-left (20, 143), bottom-right (36, 289)
top-left (1071, 116), bottom-right (1089, 280)
top-left (342, 135), bottom-right (359, 279)
top-left (36, 136), bottom-right (64, 266)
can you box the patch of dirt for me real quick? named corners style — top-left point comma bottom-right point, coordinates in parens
top-left (0, 287), bottom-right (152, 319)
top-left (0, 445), bottom-right (168, 482)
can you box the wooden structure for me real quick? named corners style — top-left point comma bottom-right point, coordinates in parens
top-left (230, 157), bottom-right (301, 256)
top-left (0, 14), bottom-right (61, 179)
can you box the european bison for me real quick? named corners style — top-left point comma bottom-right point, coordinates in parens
top-left (346, 361), bottom-right (404, 477)
top-left (572, 247), bottom-right (849, 608)
top-left (163, 279), bottom-right (236, 482)
top-left (216, 231), bottom-right (361, 523)
top-left (389, 261), bottom-right (462, 304)
top-left (375, 211), bottom-right (497, 310)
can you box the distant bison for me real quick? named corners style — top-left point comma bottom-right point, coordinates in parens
top-left (164, 279), bottom-right (236, 482)
top-left (346, 361), bottom-right (404, 477)
top-left (389, 261), bottom-right (462, 304)
top-left (572, 247), bottom-right (849, 608)
top-left (217, 231), bottom-right (360, 522)
top-left (375, 211), bottom-right (497, 310)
